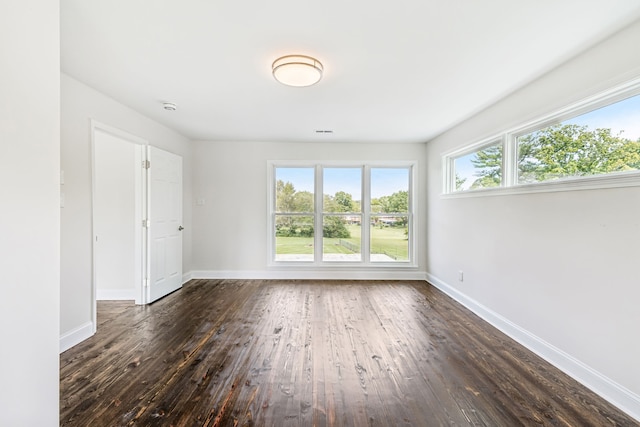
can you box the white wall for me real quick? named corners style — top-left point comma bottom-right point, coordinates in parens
top-left (191, 140), bottom-right (427, 279)
top-left (425, 20), bottom-right (640, 419)
top-left (0, 1), bottom-right (60, 425)
top-left (60, 74), bottom-right (193, 347)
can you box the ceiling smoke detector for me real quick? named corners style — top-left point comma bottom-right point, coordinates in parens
top-left (163, 102), bottom-right (177, 111)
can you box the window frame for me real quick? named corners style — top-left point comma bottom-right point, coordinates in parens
top-left (267, 161), bottom-right (417, 268)
top-left (443, 136), bottom-right (506, 194)
top-left (442, 76), bottom-right (640, 197)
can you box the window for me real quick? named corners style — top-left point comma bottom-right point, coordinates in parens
top-left (269, 163), bottom-right (415, 266)
top-left (274, 168), bottom-right (314, 261)
top-left (444, 79), bottom-right (640, 194)
top-left (370, 168), bottom-right (410, 262)
top-left (517, 93), bottom-right (640, 184)
top-left (322, 168), bottom-right (362, 261)
top-left (451, 141), bottom-right (503, 192)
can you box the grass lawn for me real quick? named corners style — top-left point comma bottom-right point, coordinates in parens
top-left (276, 236), bottom-right (314, 254)
top-left (276, 224), bottom-right (408, 260)
top-left (370, 225), bottom-right (409, 260)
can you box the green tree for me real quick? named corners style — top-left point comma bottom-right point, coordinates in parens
top-left (470, 145), bottom-right (502, 189)
top-left (294, 191), bottom-right (313, 212)
top-left (276, 180), bottom-right (296, 212)
top-left (323, 194), bottom-right (337, 212)
top-left (324, 190), bottom-right (360, 213)
top-left (371, 197), bottom-right (382, 213)
top-left (518, 124), bottom-right (640, 183)
top-left (322, 191), bottom-right (356, 237)
top-left (381, 190), bottom-right (408, 213)
top-left (276, 180), bottom-right (313, 236)
top-left (323, 216), bottom-right (350, 238)
top-left (469, 124), bottom-right (640, 185)
top-left (333, 191), bottom-right (354, 212)
top-left (372, 191), bottom-right (408, 214)
top-left (455, 173), bottom-right (467, 191)
top-left (276, 180), bottom-right (313, 212)
top-left (374, 190), bottom-right (409, 227)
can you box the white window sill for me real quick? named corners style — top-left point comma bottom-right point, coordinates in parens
top-left (267, 262), bottom-right (418, 269)
top-left (442, 170), bottom-right (640, 198)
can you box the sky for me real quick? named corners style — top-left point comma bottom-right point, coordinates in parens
top-left (454, 92), bottom-right (640, 190)
top-left (565, 93), bottom-right (640, 140)
top-left (454, 152), bottom-right (482, 190)
top-left (276, 167), bottom-right (408, 199)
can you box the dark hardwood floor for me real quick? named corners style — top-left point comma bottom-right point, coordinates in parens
top-left (60, 280), bottom-right (638, 426)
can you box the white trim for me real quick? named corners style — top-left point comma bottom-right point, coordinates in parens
top-left (59, 321), bottom-right (94, 353)
top-left (314, 165), bottom-right (323, 263)
top-left (96, 289), bottom-right (136, 300)
top-left (90, 120), bottom-right (148, 145)
top-left (91, 121), bottom-right (149, 311)
top-left (426, 272), bottom-right (640, 422)
top-left (182, 271), bottom-right (193, 284)
top-left (134, 144), bottom-right (145, 304)
top-left (502, 133), bottom-right (517, 187)
top-left (442, 170), bottom-right (640, 198)
top-left (189, 269), bottom-right (427, 281)
top-left (442, 154), bottom-right (453, 194)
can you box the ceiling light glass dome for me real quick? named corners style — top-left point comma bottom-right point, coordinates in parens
top-left (272, 55), bottom-right (323, 87)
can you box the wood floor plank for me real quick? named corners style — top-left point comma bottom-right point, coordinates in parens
top-left (60, 280), bottom-right (639, 426)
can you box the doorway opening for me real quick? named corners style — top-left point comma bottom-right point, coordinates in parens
top-left (91, 121), bottom-right (183, 332)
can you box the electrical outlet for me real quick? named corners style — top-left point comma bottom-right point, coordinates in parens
top-left (458, 270), bottom-right (464, 282)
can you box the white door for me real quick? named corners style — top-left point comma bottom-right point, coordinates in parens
top-left (147, 146), bottom-right (183, 303)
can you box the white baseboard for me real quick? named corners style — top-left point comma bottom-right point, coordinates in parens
top-left (426, 272), bottom-right (640, 422)
top-left (188, 269), bottom-right (428, 281)
top-left (59, 321), bottom-right (94, 353)
top-left (182, 271), bottom-right (193, 284)
top-left (96, 289), bottom-right (135, 300)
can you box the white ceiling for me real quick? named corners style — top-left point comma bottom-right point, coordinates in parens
top-left (61, 1), bottom-right (640, 144)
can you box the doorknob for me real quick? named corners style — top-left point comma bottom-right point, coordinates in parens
top-left (178, 226), bottom-right (184, 231)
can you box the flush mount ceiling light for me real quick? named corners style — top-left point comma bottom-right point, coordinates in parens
top-left (272, 55), bottom-right (323, 87)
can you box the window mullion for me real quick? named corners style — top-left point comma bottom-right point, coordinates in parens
top-left (314, 165), bottom-right (323, 264)
top-left (503, 134), bottom-right (516, 187)
top-left (362, 165), bottom-right (371, 263)
top-left (408, 165), bottom-right (414, 262)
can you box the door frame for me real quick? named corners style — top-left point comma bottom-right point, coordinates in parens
top-left (90, 121), bottom-right (148, 331)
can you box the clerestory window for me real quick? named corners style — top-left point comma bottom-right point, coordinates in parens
top-left (444, 78), bottom-right (640, 195)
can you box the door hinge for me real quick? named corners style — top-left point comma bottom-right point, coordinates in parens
top-left (144, 278), bottom-right (150, 288)
top-left (142, 219), bottom-right (150, 228)
top-left (142, 160), bottom-right (151, 169)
